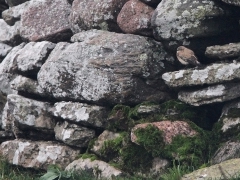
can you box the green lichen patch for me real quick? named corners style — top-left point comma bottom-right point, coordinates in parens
top-left (78, 153), bottom-right (98, 161)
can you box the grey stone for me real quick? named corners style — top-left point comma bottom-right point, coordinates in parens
top-left (0, 42), bottom-right (12, 62)
top-left (65, 158), bottom-right (123, 179)
top-left (205, 43), bottom-right (240, 60)
top-left (211, 141), bottom-right (240, 165)
top-left (38, 30), bottom-right (174, 105)
top-left (54, 121), bottom-right (95, 148)
top-left (2, 1), bottom-right (30, 25)
top-left (150, 157), bottom-right (169, 176)
top-left (2, 94), bottom-right (55, 139)
top-left (20, 0), bottom-right (72, 42)
top-left (51, 101), bottom-right (110, 128)
top-left (178, 83), bottom-right (240, 106)
top-left (136, 104), bottom-right (160, 115)
top-left (162, 62), bottom-right (240, 88)
top-left (0, 139), bottom-right (80, 170)
top-left (151, 0), bottom-right (239, 41)
top-left (5, 0), bottom-right (29, 7)
top-left (0, 19), bottom-right (21, 46)
top-left (221, 0), bottom-right (240, 7)
top-left (181, 158), bottom-right (240, 180)
top-left (69, 0), bottom-right (128, 33)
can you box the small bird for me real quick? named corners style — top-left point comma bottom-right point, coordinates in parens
top-left (176, 46), bottom-right (201, 66)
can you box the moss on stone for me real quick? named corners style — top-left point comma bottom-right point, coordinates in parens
top-left (78, 153), bottom-right (98, 161)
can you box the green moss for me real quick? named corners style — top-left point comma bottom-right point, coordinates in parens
top-left (134, 124), bottom-right (165, 157)
top-left (78, 153), bottom-right (98, 161)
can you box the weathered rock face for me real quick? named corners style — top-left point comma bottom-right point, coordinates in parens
top-left (117, 0), bottom-right (154, 36)
top-left (0, 42), bottom-right (12, 62)
top-left (0, 139), bottom-right (80, 170)
top-left (65, 158), bottom-right (124, 179)
top-left (211, 141), bottom-right (240, 165)
top-left (178, 83), bottom-right (240, 106)
top-left (151, 0), bottom-right (239, 41)
top-left (51, 101), bottom-right (110, 128)
top-left (221, 0), bottom-right (240, 7)
top-left (131, 121), bottom-right (197, 144)
top-left (20, 0), bottom-right (72, 42)
top-left (2, 94), bottom-right (55, 140)
top-left (182, 158), bottom-right (240, 180)
top-left (2, 1), bottom-right (30, 26)
top-left (0, 19), bottom-right (21, 46)
top-left (5, 0), bottom-right (29, 7)
top-left (205, 42), bottom-right (240, 60)
top-left (38, 30), bottom-right (173, 105)
top-left (54, 121), bottom-right (95, 148)
top-left (69, 0), bottom-right (128, 33)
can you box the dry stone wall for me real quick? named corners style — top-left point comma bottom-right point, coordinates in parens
top-left (1, 0), bottom-right (240, 179)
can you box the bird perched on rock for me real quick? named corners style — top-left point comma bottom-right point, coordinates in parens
top-left (176, 46), bottom-right (201, 66)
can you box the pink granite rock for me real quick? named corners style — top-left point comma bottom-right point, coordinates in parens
top-left (20, 0), bottom-right (72, 42)
top-left (117, 0), bottom-right (154, 36)
top-left (131, 121), bottom-right (197, 144)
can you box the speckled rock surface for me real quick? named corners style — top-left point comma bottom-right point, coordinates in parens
top-left (221, 0), bottom-right (240, 7)
top-left (151, 0), bottom-right (239, 41)
top-left (20, 0), bottom-right (72, 42)
top-left (38, 30), bottom-right (173, 105)
top-left (117, 0), bottom-right (154, 36)
top-left (0, 19), bottom-right (21, 46)
top-left (131, 121), bottom-right (197, 144)
top-left (205, 43), bottom-right (240, 59)
top-left (51, 101), bottom-right (110, 128)
top-left (5, 0), bottom-right (29, 7)
top-left (65, 158), bottom-right (123, 179)
top-left (54, 121), bottom-right (95, 148)
top-left (69, 0), bottom-right (128, 33)
top-left (181, 158), bottom-right (240, 180)
top-left (0, 139), bottom-right (80, 170)
top-left (211, 141), bottom-right (240, 165)
top-left (0, 42), bottom-right (12, 62)
top-left (2, 94), bottom-right (55, 139)
top-left (162, 62), bottom-right (240, 87)
top-left (2, 1), bottom-right (30, 26)
top-left (178, 83), bottom-right (240, 106)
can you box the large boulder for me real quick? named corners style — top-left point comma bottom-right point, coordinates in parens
top-left (69, 0), bottom-right (128, 33)
top-left (117, 0), bottom-right (154, 36)
top-left (0, 139), bottom-right (80, 170)
top-left (20, 0), bottom-right (72, 42)
top-left (51, 101), bottom-right (110, 128)
top-left (37, 30), bottom-right (174, 105)
top-left (151, 0), bottom-right (239, 41)
top-left (54, 121), bottom-right (95, 148)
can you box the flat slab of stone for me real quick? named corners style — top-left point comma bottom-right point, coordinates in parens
top-left (162, 62), bottom-right (240, 87)
top-left (205, 42), bottom-right (240, 59)
top-left (182, 158), bottom-right (240, 180)
top-left (20, 0), bottom-right (72, 42)
top-left (0, 139), bottom-right (80, 170)
top-left (178, 83), bottom-right (240, 106)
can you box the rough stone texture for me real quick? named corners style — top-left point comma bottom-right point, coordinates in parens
top-left (10, 75), bottom-right (47, 97)
top-left (136, 104), bottom-right (160, 115)
top-left (5, 0), bottom-right (29, 7)
top-left (211, 141), bottom-right (240, 165)
top-left (65, 158), bottom-right (123, 179)
top-left (205, 43), bottom-right (240, 60)
top-left (178, 83), bottom-right (240, 106)
top-left (69, 0), bottom-right (128, 33)
top-left (0, 19), bottom-right (21, 46)
top-left (150, 157), bottom-right (169, 176)
top-left (131, 121), bottom-right (197, 144)
top-left (2, 1), bottom-right (30, 26)
top-left (151, 0), bottom-right (239, 41)
top-left (0, 42), bottom-right (12, 62)
top-left (38, 30), bottom-right (173, 105)
top-left (162, 62), bottom-right (240, 87)
top-left (221, 0), bottom-right (240, 7)
top-left (117, 0), bottom-right (154, 36)
top-left (139, 0), bottom-right (161, 7)
top-left (0, 92), bottom-right (7, 128)
top-left (0, 139), bottom-right (80, 170)
top-left (20, 0), bottom-right (72, 42)
top-left (51, 101), bottom-right (110, 128)
top-left (182, 158), bottom-right (240, 180)
top-left (2, 94), bottom-right (55, 140)
top-left (54, 121), bottom-right (95, 148)
top-left (91, 130), bottom-right (121, 157)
